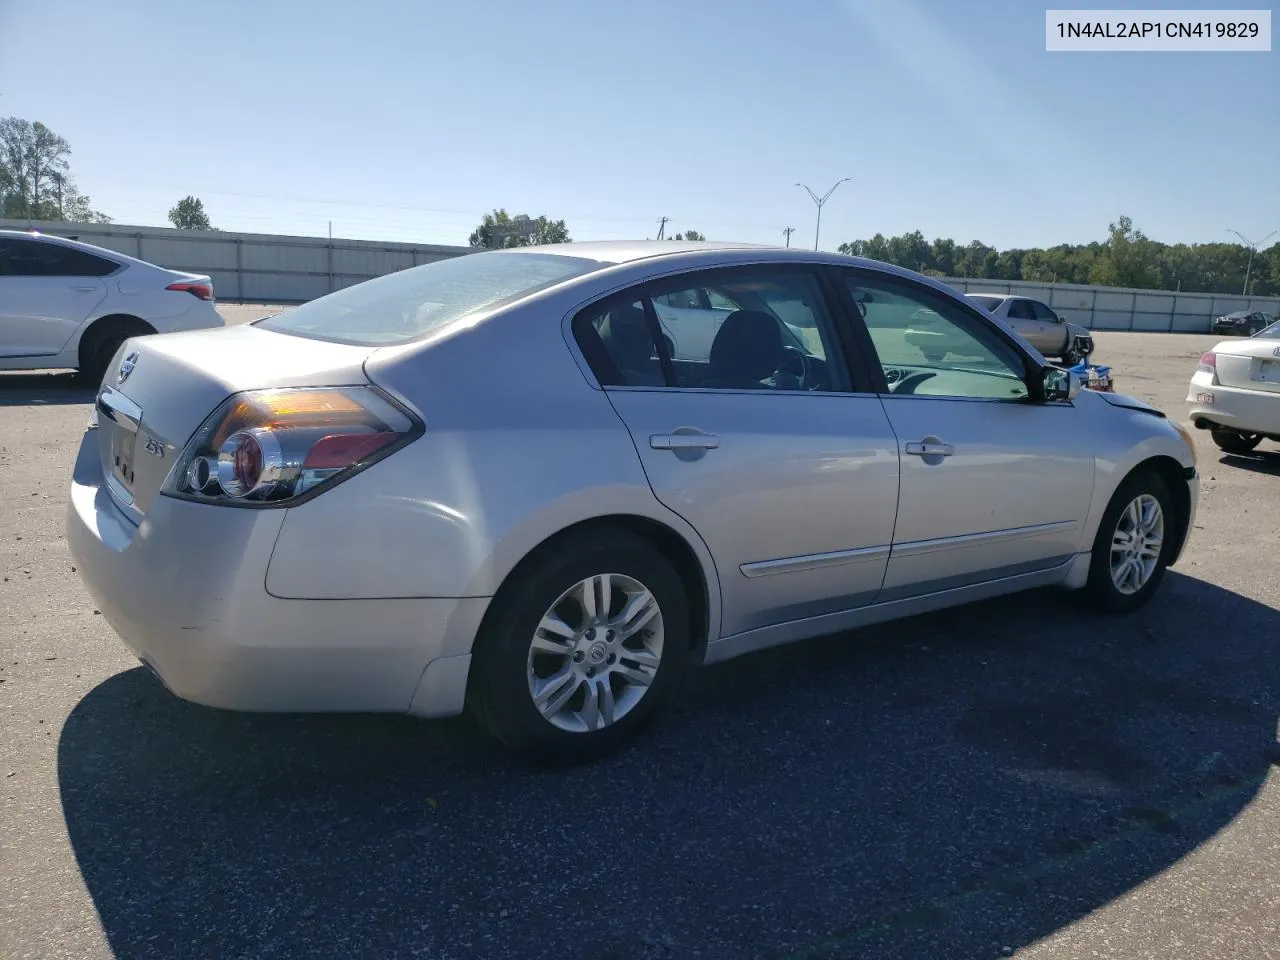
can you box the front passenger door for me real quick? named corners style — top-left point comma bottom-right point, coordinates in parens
top-left (1004, 297), bottom-right (1047, 351)
top-left (835, 270), bottom-right (1096, 600)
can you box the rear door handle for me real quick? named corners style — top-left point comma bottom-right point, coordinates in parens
top-left (904, 440), bottom-right (954, 457)
top-left (650, 433), bottom-right (720, 451)
top-left (71, 285), bottom-right (99, 293)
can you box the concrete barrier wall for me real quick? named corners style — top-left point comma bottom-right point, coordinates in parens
top-left (5, 219), bottom-right (1278, 330)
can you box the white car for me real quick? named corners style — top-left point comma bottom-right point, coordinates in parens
top-left (1187, 318), bottom-right (1280, 453)
top-left (0, 230), bottom-right (223, 383)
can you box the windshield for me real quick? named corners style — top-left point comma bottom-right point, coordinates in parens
top-left (256, 251), bottom-right (602, 346)
top-left (966, 295), bottom-right (1005, 312)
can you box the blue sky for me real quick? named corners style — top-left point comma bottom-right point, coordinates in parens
top-left (1, 0), bottom-right (1275, 250)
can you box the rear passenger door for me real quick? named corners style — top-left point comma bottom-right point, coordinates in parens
top-left (573, 265), bottom-right (901, 643)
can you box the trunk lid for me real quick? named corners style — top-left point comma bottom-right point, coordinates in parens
top-left (95, 324), bottom-right (377, 522)
top-left (1212, 339), bottom-right (1280, 394)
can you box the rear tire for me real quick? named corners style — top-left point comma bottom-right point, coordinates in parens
top-left (1083, 470), bottom-right (1177, 614)
top-left (1211, 429), bottom-right (1263, 454)
top-left (76, 317), bottom-right (152, 387)
top-left (467, 528), bottom-right (690, 763)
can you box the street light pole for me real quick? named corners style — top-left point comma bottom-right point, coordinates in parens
top-left (796, 178), bottom-right (851, 251)
top-left (1227, 228), bottom-right (1278, 296)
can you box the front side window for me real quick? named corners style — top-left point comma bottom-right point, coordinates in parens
top-left (840, 273), bottom-right (1030, 401)
top-left (258, 250), bottom-right (602, 346)
top-left (1006, 299), bottom-right (1036, 321)
top-left (1030, 300), bottom-right (1059, 322)
top-left (573, 269), bottom-right (849, 392)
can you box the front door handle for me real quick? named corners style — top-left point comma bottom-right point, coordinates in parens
top-left (71, 285), bottom-right (99, 293)
top-left (650, 433), bottom-right (720, 451)
top-left (904, 439), bottom-right (954, 457)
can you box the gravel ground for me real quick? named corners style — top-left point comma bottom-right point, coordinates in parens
top-left (1, 321), bottom-right (1278, 960)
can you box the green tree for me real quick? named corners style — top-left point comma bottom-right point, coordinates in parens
top-left (673, 229), bottom-right (705, 241)
top-left (168, 195), bottom-right (213, 230)
top-left (468, 208), bottom-right (571, 249)
top-left (0, 117), bottom-right (109, 222)
top-left (1090, 215), bottom-right (1159, 288)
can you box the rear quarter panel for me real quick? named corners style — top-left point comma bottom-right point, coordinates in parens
top-left (263, 298), bottom-right (723, 638)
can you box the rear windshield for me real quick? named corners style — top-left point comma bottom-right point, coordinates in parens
top-left (966, 295), bottom-right (1005, 311)
top-left (256, 251), bottom-right (603, 346)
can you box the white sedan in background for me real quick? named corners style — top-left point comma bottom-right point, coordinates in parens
top-left (0, 230), bottom-right (223, 383)
top-left (1188, 318), bottom-right (1280, 453)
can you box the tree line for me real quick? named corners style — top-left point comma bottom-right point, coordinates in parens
top-left (837, 216), bottom-right (1280, 297)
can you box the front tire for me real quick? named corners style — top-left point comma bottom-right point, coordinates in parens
top-left (467, 529), bottom-right (690, 762)
top-left (1083, 470), bottom-right (1178, 614)
top-left (1211, 429), bottom-right (1263, 454)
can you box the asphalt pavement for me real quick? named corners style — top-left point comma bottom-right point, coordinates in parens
top-left (1, 322), bottom-right (1278, 960)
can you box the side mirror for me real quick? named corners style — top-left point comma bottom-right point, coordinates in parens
top-left (1056, 314), bottom-right (1067, 324)
top-left (1043, 367), bottom-right (1081, 402)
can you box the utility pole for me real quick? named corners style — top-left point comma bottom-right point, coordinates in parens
top-left (656, 216), bottom-right (670, 240)
top-left (783, 226), bottom-right (796, 248)
top-left (1227, 228), bottom-right (1278, 296)
top-left (795, 178), bottom-right (851, 251)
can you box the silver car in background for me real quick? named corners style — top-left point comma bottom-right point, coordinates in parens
top-left (908, 292), bottom-right (1094, 366)
top-left (68, 242), bottom-right (1198, 761)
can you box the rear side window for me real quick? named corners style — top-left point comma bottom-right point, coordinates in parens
top-left (256, 251), bottom-right (602, 346)
top-left (1006, 299), bottom-right (1036, 321)
top-left (0, 238), bottom-right (118, 277)
top-left (966, 295), bottom-right (1005, 312)
top-left (574, 268), bottom-right (851, 392)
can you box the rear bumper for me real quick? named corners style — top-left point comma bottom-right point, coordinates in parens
top-left (1186, 381), bottom-right (1280, 436)
top-left (65, 430), bottom-right (486, 717)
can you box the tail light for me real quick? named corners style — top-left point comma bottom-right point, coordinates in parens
top-left (162, 387), bottom-right (420, 507)
top-left (1196, 351), bottom-right (1217, 379)
top-left (166, 280), bottom-right (214, 301)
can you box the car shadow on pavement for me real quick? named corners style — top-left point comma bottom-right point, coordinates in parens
top-left (1219, 450), bottom-right (1280, 477)
top-left (59, 571), bottom-right (1280, 960)
top-left (0, 371), bottom-right (94, 407)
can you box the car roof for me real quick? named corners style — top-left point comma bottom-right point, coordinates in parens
top-left (966, 292), bottom-right (1010, 300)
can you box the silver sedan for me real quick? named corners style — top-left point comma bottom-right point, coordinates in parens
top-left (68, 242), bottom-right (1199, 761)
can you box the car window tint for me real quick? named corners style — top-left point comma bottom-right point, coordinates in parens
top-left (841, 274), bottom-right (1029, 401)
top-left (1030, 300), bottom-right (1058, 322)
top-left (1006, 299), bottom-right (1036, 320)
top-left (0, 239), bottom-right (117, 277)
top-left (573, 299), bottom-right (666, 387)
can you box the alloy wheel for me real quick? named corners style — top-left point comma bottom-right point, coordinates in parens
top-left (525, 573), bottom-right (664, 733)
top-left (1109, 494), bottom-right (1164, 595)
